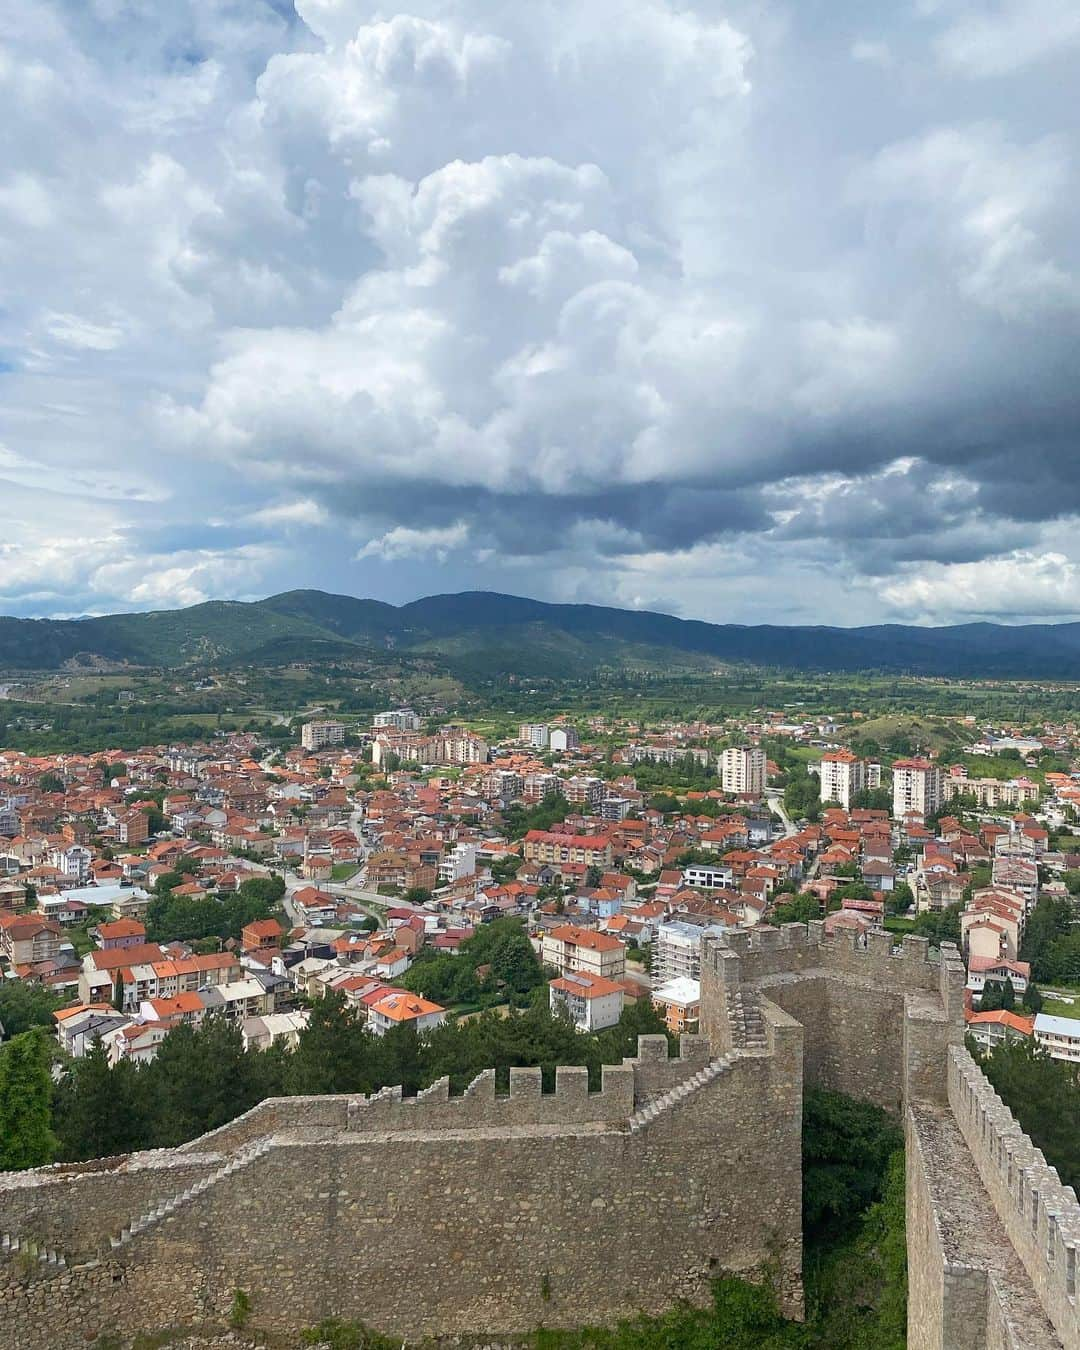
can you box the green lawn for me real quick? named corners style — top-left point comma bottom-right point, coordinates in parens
top-left (1039, 987), bottom-right (1080, 1021)
top-left (786, 745), bottom-right (824, 765)
top-left (331, 862), bottom-right (360, 882)
top-left (60, 920), bottom-right (97, 957)
top-left (884, 917), bottom-right (917, 935)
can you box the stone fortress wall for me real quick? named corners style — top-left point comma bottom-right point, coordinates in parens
top-left (0, 921), bottom-right (1077, 1349)
top-left (702, 922), bottom-right (1080, 1350)
top-left (0, 1018), bottom-right (804, 1348)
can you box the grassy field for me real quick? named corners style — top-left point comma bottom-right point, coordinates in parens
top-left (842, 713), bottom-right (966, 757)
top-left (1040, 987), bottom-right (1080, 1021)
top-left (884, 917), bottom-right (917, 935)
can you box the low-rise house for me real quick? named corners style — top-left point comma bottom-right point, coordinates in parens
top-left (1034, 1012), bottom-right (1080, 1064)
top-left (549, 972), bottom-right (624, 1031)
top-left (241, 918), bottom-right (283, 953)
top-left (541, 924), bottom-right (626, 980)
top-left (291, 886), bottom-right (338, 927)
top-left (965, 1009), bottom-right (1034, 1052)
top-left (200, 978), bottom-right (275, 1021)
top-left (651, 976), bottom-right (701, 1035)
top-left (0, 914), bottom-right (62, 966)
top-left (242, 1010), bottom-right (309, 1051)
top-left (91, 918), bottom-right (147, 950)
top-left (367, 991), bottom-right (446, 1036)
top-left (966, 956), bottom-right (1030, 998)
top-left (140, 992), bottom-right (205, 1027)
top-left (53, 1004), bottom-right (132, 1058)
top-left (102, 1020), bottom-right (170, 1066)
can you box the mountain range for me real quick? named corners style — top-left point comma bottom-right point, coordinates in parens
top-left (2, 589), bottom-right (1080, 679)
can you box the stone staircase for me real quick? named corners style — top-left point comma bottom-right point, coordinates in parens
top-left (726, 985), bottom-right (767, 1051)
top-left (627, 1057), bottom-right (730, 1133)
top-left (0, 1232), bottom-right (68, 1270)
top-left (109, 1136), bottom-right (274, 1251)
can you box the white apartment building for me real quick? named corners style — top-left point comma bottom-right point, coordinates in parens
top-left (563, 776), bottom-right (605, 809)
top-left (541, 925), bottom-right (626, 980)
top-left (49, 844), bottom-right (93, 884)
top-left (484, 769), bottom-right (524, 802)
top-left (439, 842), bottom-right (477, 883)
top-left (549, 727), bottom-right (580, 753)
top-left (627, 744), bottom-right (711, 767)
top-left (891, 758), bottom-right (943, 818)
top-left (523, 772), bottom-right (560, 802)
top-left (301, 720), bottom-right (347, 751)
top-left (1034, 1013), bottom-right (1080, 1064)
top-left (943, 776), bottom-right (1040, 808)
top-left (682, 864), bottom-right (735, 891)
top-left (652, 920), bottom-right (729, 984)
top-left (548, 972), bottom-right (624, 1031)
top-left (439, 731), bottom-right (490, 765)
top-left (598, 796), bottom-right (632, 821)
top-left (719, 747), bottom-right (767, 797)
top-left (519, 723), bottom-right (550, 749)
top-left (372, 709), bottom-right (422, 732)
top-left (819, 749), bottom-right (866, 811)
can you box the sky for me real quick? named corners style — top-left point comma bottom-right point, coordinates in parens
top-left (2, 0), bottom-right (1080, 628)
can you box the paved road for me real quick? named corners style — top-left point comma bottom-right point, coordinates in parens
top-left (765, 788), bottom-right (798, 839)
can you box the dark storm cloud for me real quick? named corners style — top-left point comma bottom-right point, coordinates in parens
top-left (2, 0), bottom-right (1080, 622)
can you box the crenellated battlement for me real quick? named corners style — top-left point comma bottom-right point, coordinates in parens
top-left (0, 1034), bottom-right (721, 1264)
top-left (0, 1026), bottom-right (805, 1350)
top-left (0, 926), bottom-right (1066, 1350)
top-left (702, 924), bottom-right (966, 1076)
top-left (165, 1034), bottom-right (718, 1156)
top-left (949, 1046), bottom-right (1080, 1348)
top-left (709, 919), bottom-right (952, 987)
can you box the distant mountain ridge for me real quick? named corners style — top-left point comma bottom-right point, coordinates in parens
top-left (1, 588), bottom-right (1080, 678)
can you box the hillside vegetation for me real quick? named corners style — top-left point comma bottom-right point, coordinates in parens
top-left (6, 588), bottom-right (1080, 678)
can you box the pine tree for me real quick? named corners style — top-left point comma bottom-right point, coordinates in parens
top-left (980, 981), bottom-right (1002, 1011)
top-left (285, 993), bottom-right (374, 1097)
top-left (147, 1016), bottom-right (258, 1147)
top-left (0, 1029), bottom-right (56, 1170)
top-left (1001, 977), bottom-right (1016, 1012)
top-left (53, 1045), bottom-right (151, 1161)
top-left (1022, 982), bottom-right (1044, 1015)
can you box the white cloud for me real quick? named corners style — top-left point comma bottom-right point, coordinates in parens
top-left (852, 123), bottom-right (1079, 317)
top-left (44, 311), bottom-right (127, 351)
top-left (934, 0), bottom-right (1080, 77)
top-left (246, 499), bottom-right (329, 527)
top-left (881, 550), bottom-right (1080, 621)
top-left (356, 521), bottom-right (470, 562)
top-left (1, 1), bottom-right (1079, 625)
top-left (0, 173), bottom-right (54, 228)
top-left (851, 40), bottom-right (892, 66)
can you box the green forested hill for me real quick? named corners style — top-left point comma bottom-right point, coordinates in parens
top-left (2, 588), bottom-right (1080, 678)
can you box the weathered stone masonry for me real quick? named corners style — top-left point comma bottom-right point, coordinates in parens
top-left (2, 922), bottom-right (1077, 1349)
top-left (0, 1018), bottom-right (803, 1348)
top-left (702, 923), bottom-right (1079, 1350)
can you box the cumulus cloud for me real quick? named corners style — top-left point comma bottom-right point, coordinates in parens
top-left (933, 0), bottom-right (1080, 77)
top-left (356, 521), bottom-right (470, 562)
top-left (1, 0), bottom-right (1080, 625)
top-left (881, 551), bottom-right (1080, 622)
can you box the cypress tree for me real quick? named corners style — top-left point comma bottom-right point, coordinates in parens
top-left (0, 1029), bottom-right (56, 1171)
